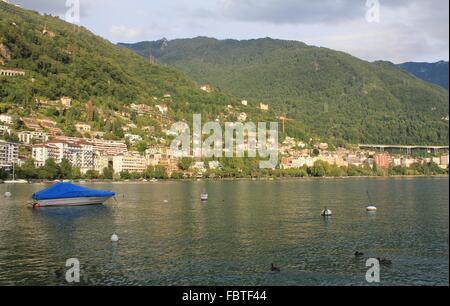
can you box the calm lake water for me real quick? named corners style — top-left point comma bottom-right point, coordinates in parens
top-left (0, 177), bottom-right (448, 286)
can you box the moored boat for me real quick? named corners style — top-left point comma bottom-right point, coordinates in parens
top-left (4, 179), bottom-right (28, 184)
top-left (200, 192), bottom-right (209, 201)
top-left (31, 182), bottom-right (115, 208)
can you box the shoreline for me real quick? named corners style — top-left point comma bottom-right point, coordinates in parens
top-left (2, 175), bottom-right (448, 185)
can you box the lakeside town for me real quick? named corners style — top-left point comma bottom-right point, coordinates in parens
top-left (0, 95), bottom-right (448, 182)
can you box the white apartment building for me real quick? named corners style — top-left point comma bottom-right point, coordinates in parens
top-left (0, 125), bottom-right (12, 135)
top-left (0, 114), bottom-right (12, 125)
top-left (32, 141), bottom-right (94, 173)
top-left (0, 140), bottom-right (19, 168)
top-left (89, 139), bottom-right (128, 156)
top-left (94, 152), bottom-right (111, 173)
top-left (18, 131), bottom-right (49, 144)
top-left (32, 143), bottom-right (61, 167)
top-left (113, 152), bottom-right (147, 174)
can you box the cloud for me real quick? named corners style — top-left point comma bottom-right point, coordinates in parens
top-left (8, 0), bottom-right (449, 62)
top-left (11, 0), bottom-right (94, 17)
top-left (216, 0), bottom-right (449, 62)
top-left (220, 0), bottom-right (365, 24)
top-left (110, 25), bottom-right (146, 41)
top-left (219, 0), bottom-right (418, 24)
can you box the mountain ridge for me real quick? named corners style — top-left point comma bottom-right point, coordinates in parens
top-left (399, 61), bottom-right (449, 90)
top-left (120, 37), bottom-right (449, 145)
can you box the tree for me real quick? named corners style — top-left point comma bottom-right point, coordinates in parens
top-left (178, 157), bottom-right (193, 171)
top-left (137, 141), bottom-right (148, 155)
top-left (311, 160), bottom-right (329, 177)
top-left (42, 158), bottom-right (59, 179)
top-left (0, 168), bottom-right (8, 180)
top-left (59, 158), bottom-right (72, 179)
top-left (120, 171), bottom-right (131, 180)
top-left (102, 165), bottom-right (113, 179)
top-left (85, 170), bottom-right (100, 179)
top-left (18, 158), bottom-right (37, 179)
top-left (153, 166), bottom-right (167, 179)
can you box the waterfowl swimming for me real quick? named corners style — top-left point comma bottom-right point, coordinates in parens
top-left (354, 251), bottom-right (364, 257)
top-left (270, 263), bottom-right (281, 272)
top-left (55, 267), bottom-right (64, 279)
top-left (376, 257), bottom-right (392, 265)
top-left (321, 208), bottom-right (332, 217)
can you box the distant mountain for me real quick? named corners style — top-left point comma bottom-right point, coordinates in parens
top-left (399, 61), bottom-right (449, 90)
top-left (120, 37), bottom-right (449, 145)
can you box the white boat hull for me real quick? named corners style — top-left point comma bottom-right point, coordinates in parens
top-left (4, 180), bottom-right (28, 184)
top-left (34, 196), bottom-right (113, 207)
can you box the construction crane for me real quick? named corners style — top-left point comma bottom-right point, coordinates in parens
top-left (278, 116), bottom-right (294, 133)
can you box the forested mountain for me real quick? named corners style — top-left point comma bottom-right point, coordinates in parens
top-left (399, 61), bottom-right (449, 90)
top-left (120, 37), bottom-right (449, 145)
top-left (0, 3), bottom-right (240, 136)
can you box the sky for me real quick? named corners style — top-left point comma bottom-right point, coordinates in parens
top-left (9, 0), bottom-right (450, 63)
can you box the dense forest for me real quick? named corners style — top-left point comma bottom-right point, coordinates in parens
top-left (399, 61), bottom-right (449, 90)
top-left (121, 37), bottom-right (449, 145)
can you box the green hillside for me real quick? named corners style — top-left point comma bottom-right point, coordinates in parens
top-left (0, 3), bottom-right (242, 136)
top-left (120, 37), bottom-right (449, 145)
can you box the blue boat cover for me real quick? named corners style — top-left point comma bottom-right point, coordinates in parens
top-left (32, 182), bottom-right (115, 200)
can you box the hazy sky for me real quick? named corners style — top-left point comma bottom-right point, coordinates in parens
top-left (10, 0), bottom-right (450, 63)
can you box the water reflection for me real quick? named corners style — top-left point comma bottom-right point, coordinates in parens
top-left (0, 178), bottom-right (448, 285)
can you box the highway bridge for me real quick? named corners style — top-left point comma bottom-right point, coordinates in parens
top-left (358, 144), bottom-right (449, 155)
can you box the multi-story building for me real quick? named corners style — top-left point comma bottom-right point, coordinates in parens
top-left (401, 158), bottom-right (416, 168)
top-left (56, 137), bottom-right (128, 155)
top-left (0, 140), bottom-right (19, 168)
top-left (89, 139), bottom-right (128, 156)
top-left (281, 156), bottom-right (315, 169)
top-left (32, 141), bottom-right (94, 173)
top-left (440, 155), bottom-right (449, 168)
top-left (0, 114), bottom-right (12, 125)
top-left (32, 143), bottom-right (61, 167)
top-left (373, 153), bottom-right (390, 169)
top-left (94, 152), bottom-right (112, 173)
top-left (0, 125), bottom-right (12, 135)
top-left (18, 131), bottom-right (49, 144)
top-left (113, 152), bottom-right (147, 174)
top-left (21, 118), bottom-right (42, 131)
top-left (61, 141), bottom-right (94, 173)
top-left (60, 96), bottom-right (72, 108)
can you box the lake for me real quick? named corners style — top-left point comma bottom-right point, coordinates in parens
top-left (0, 177), bottom-right (448, 286)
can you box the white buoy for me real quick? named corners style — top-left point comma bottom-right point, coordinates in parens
top-left (4, 192), bottom-right (12, 198)
top-left (111, 234), bottom-right (119, 242)
top-left (163, 200), bottom-right (168, 203)
top-left (321, 209), bottom-right (332, 217)
top-left (366, 206), bottom-right (377, 212)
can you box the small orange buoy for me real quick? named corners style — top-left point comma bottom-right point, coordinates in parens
top-left (33, 203), bottom-right (41, 209)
